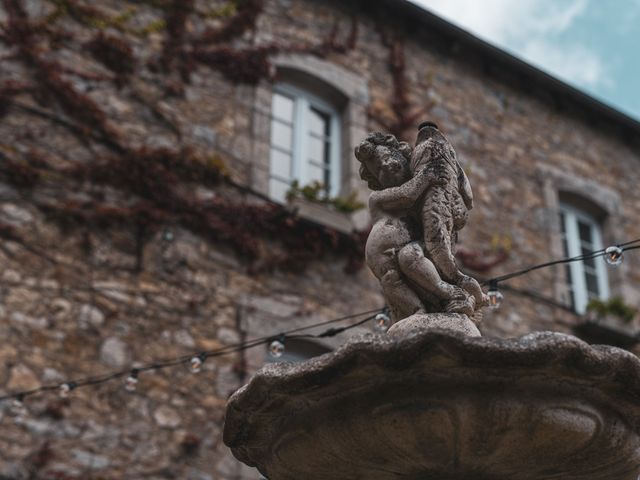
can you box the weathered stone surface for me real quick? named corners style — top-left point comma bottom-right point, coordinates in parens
top-left (78, 304), bottom-right (105, 327)
top-left (217, 326), bottom-right (241, 345)
top-left (71, 450), bottom-right (110, 469)
top-left (0, 203), bottom-right (34, 225)
top-left (387, 312), bottom-right (481, 337)
top-left (216, 364), bottom-right (241, 398)
top-left (0, 0), bottom-right (639, 477)
top-left (224, 330), bottom-right (640, 480)
top-left (174, 329), bottom-right (196, 348)
top-left (355, 128), bottom-right (485, 327)
top-left (7, 364), bottom-right (40, 391)
top-left (99, 337), bottom-right (130, 368)
top-left (9, 311), bottom-right (49, 329)
top-left (153, 405), bottom-right (182, 428)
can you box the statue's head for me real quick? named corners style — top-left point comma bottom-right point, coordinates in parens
top-left (355, 132), bottom-right (412, 190)
top-left (416, 121), bottom-right (446, 146)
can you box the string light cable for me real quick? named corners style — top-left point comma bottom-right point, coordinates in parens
top-left (0, 308), bottom-right (385, 405)
top-left (482, 238), bottom-right (640, 307)
top-left (2, 238), bottom-right (640, 407)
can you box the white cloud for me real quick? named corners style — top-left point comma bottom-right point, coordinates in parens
top-left (409, 0), bottom-right (610, 89)
top-left (521, 40), bottom-right (610, 89)
top-left (412, 0), bottom-right (586, 41)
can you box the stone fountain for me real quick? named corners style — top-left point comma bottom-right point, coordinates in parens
top-left (223, 124), bottom-right (640, 480)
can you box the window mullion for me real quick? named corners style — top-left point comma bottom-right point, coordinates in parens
top-left (329, 112), bottom-right (341, 197)
top-left (591, 222), bottom-right (610, 300)
top-left (295, 96), bottom-right (309, 185)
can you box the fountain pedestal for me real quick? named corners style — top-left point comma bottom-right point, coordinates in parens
top-left (224, 329), bottom-right (640, 480)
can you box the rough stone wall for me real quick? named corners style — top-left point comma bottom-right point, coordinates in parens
top-left (256, 0), bottom-right (640, 336)
top-left (1, 0), bottom-right (639, 478)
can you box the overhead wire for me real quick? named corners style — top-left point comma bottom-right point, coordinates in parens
top-left (0, 309), bottom-right (383, 403)
top-left (483, 238), bottom-right (640, 285)
top-left (2, 238), bottom-right (640, 405)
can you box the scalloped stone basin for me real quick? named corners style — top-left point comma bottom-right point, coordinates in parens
top-left (224, 331), bottom-right (640, 480)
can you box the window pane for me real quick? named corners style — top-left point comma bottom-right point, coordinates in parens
top-left (559, 212), bottom-right (570, 256)
top-left (309, 108), bottom-right (330, 137)
top-left (271, 121), bottom-right (293, 152)
top-left (270, 149), bottom-right (292, 180)
top-left (308, 163), bottom-right (327, 187)
top-left (564, 264), bottom-right (575, 309)
top-left (269, 178), bottom-right (291, 203)
top-left (578, 220), bottom-right (593, 244)
top-left (585, 272), bottom-right (599, 296)
top-left (309, 136), bottom-right (328, 165)
top-left (582, 248), bottom-right (596, 269)
top-left (561, 236), bottom-right (570, 257)
top-left (272, 93), bottom-right (294, 122)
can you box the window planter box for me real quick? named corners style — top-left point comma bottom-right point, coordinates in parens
top-left (288, 197), bottom-right (356, 234)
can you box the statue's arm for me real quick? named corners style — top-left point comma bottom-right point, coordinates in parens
top-left (370, 168), bottom-right (442, 212)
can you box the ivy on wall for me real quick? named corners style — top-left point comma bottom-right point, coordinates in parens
top-left (286, 180), bottom-right (365, 214)
top-left (368, 30), bottom-right (435, 142)
top-left (0, 0), bottom-right (366, 273)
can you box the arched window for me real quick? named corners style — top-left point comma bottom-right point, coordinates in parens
top-left (269, 83), bottom-right (341, 202)
top-left (251, 54), bottom-right (369, 221)
top-left (559, 202), bottom-right (609, 313)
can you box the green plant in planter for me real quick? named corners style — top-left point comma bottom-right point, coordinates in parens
top-left (586, 296), bottom-right (637, 324)
top-left (286, 180), bottom-right (365, 214)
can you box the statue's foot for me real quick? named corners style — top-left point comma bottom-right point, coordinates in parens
top-left (480, 293), bottom-right (490, 307)
top-left (444, 294), bottom-right (475, 316)
top-left (444, 284), bottom-right (468, 300)
top-left (458, 274), bottom-right (484, 307)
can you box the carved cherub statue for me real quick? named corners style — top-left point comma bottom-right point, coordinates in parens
top-left (405, 122), bottom-right (484, 308)
top-left (355, 124), bottom-right (485, 327)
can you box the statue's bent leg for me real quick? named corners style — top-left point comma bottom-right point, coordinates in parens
top-left (425, 233), bottom-right (459, 285)
top-left (380, 268), bottom-right (424, 322)
top-left (397, 243), bottom-right (463, 300)
top-left (398, 244), bottom-right (474, 316)
top-left (428, 232), bottom-right (484, 307)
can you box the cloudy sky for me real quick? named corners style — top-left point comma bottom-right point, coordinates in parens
top-left (409, 0), bottom-right (640, 120)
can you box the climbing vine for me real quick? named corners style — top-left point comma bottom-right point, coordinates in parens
top-left (286, 180), bottom-right (365, 214)
top-left (86, 32), bottom-right (136, 79)
top-left (368, 24), bottom-right (434, 141)
top-left (0, 0), bottom-right (366, 273)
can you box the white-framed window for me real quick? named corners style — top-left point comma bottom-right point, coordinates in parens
top-left (269, 84), bottom-right (341, 203)
top-left (559, 204), bottom-right (609, 313)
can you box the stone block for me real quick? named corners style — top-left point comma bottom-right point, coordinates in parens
top-left (99, 337), bottom-right (130, 368)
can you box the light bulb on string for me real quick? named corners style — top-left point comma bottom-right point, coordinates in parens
top-left (374, 311), bottom-right (392, 332)
top-left (190, 353), bottom-right (206, 373)
top-left (59, 382), bottom-right (75, 398)
top-left (487, 281), bottom-right (503, 309)
top-left (125, 369), bottom-right (139, 392)
top-left (10, 395), bottom-right (27, 420)
top-left (269, 337), bottom-right (285, 359)
top-left (604, 245), bottom-right (623, 266)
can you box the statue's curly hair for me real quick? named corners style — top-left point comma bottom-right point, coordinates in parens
top-left (354, 132), bottom-right (412, 190)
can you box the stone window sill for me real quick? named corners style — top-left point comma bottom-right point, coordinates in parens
top-left (288, 197), bottom-right (358, 234)
top-left (586, 313), bottom-right (637, 336)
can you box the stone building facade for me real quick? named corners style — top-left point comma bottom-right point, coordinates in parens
top-left (0, 0), bottom-right (639, 478)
